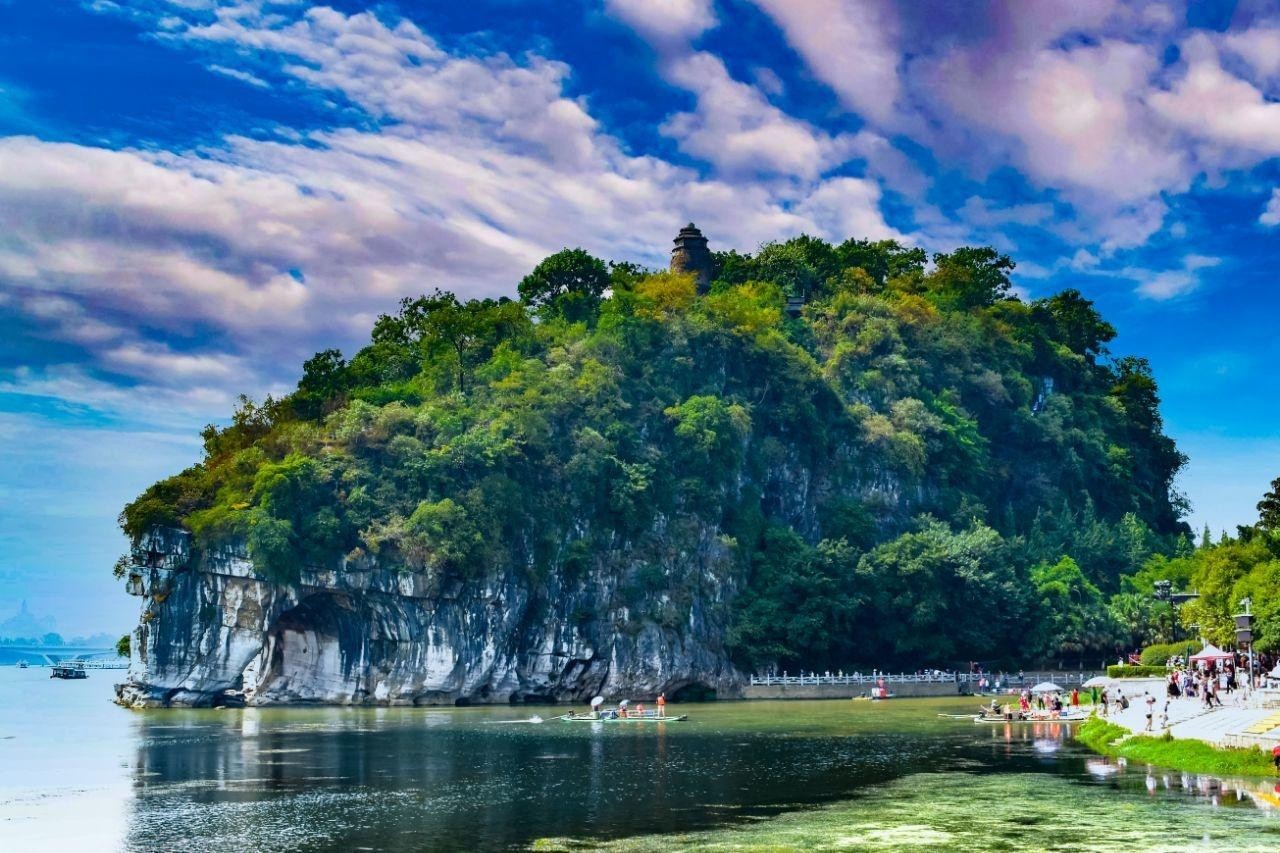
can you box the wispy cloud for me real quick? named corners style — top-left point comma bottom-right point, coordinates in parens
top-left (206, 63), bottom-right (269, 88)
top-left (1124, 254), bottom-right (1222, 301)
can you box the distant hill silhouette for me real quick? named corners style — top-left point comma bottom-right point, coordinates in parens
top-left (0, 600), bottom-right (55, 641)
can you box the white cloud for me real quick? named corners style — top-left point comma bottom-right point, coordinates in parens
top-left (925, 38), bottom-right (1187, 202)
top-left (660, 51), bottom-right (856, 179)
top-left (1261, 189), bottom-right (1280, 226)
top-left (604, 0), bottom-right (716, 47)
top-left (103, 343), bottom-right (245, 384)
top-left (1071, 249), bottom-right (1101, 270)
top-left (750, 0), bottom-right (901, 125)
top-left (182, 7), bottom-right (602, 168)
top-left (791, 177), bottom-right (904, 243)
top-left (1123, 254), bottom-right (1221, 300)
top-left (1222, 26), bottom-right (1280, 80)
top-left (1150, 35), bottom-right (1280, 158)
top-left (605, 1), bottom-right (884, 187)
top-left (849, 130), bottom-right (930, 199)
top-left (206, 63), bottom-right (269, 87)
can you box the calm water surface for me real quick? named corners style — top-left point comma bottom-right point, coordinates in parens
top-left (2, 668), bottom-right (1279, 851)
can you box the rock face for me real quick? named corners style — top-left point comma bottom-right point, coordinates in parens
top-left (116, 527), bottom-right (744, 707)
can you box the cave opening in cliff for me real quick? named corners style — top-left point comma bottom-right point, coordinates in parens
top-left (670, 682), bottom-right (716, 702)
top-left (260, 593), bottom-right (364, 698)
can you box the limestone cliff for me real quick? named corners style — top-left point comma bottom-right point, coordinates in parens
top-left (116, 527), bottom-right (742, 707)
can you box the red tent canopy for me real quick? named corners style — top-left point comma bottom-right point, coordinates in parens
top-left (1189, 643), bottom-right (1233, 661)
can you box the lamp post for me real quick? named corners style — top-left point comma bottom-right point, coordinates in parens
top-left (1236, 597), bottom-right (1255, 691)
top-left (1153, 580), bottom-right (1174, 641)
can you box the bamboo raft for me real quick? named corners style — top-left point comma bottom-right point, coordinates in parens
top-left (973, 711), bottom-right (1088, 724)
top-left (559, 712), bottom-right (688, 723)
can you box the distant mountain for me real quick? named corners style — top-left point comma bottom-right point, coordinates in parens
top-left (0, 600), bottom-right (55, 641)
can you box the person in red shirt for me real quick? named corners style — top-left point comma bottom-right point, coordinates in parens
top-left (656, 692), bottom-right (666, 718)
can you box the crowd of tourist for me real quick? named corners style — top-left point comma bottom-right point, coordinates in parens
top-left (1096, 656), bottom-right (1259, 732)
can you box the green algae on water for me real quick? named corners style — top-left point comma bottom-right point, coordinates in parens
top-left (533, 770), bottom-right (1280, 852)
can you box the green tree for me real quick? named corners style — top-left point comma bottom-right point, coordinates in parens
top-left (1029, 556), bottom-right (1118, 663)
top-left (856, 519), bottom-right (1025, 665)
top-left (753, 235), bottom-right (841, 300)
top-left (1039, 288), bottom-right (1116, 362)
top-left (294, 348), bottom-right (349, 419)
top-left (1257, 476), bottom-right (1280, 532)
top-left (1109, 592), bottom-right (1173, 648)
top-left (928, 246), bottom-right (1015, 309)
top-left (518, 248), bottom-right (609, 323)
top-left (836, 238), bottom-right (926, 286)
top-left (728, 527), bottom-right (860, 670)
top-left (116, 633), bottom-right (131, 658)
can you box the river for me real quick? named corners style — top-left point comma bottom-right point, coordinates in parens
top-left (2, 667), bottom-right (1279, 851)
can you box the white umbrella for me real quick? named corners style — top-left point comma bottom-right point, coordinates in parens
top-left (590, 696), bottom-right (604, 708)
top-left (1031, 681), bottom-right (1065, 693)
top-left (1082, 676), bottom-right (1112, 688)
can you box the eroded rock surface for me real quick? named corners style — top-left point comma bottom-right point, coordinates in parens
top-left (116, 527), bottom-right (743, 707)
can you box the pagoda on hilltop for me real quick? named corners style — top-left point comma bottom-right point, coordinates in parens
top-left (669, 223), bottom-right (714, 293)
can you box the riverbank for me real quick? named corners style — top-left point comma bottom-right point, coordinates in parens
top-left (1077, 717), bottom-right (1276, 777)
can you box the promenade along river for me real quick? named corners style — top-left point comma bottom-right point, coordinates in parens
top-left (3, 667), bottom-right (1280, 851)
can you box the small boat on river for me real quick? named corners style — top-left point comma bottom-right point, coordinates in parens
top-left (559, 712), bottom-right (688, 723)
top-left (973, 710), bottom-right (1088, 724)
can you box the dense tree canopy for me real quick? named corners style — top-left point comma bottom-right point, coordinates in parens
top-left (121, 233), bottom-right (1192, 669)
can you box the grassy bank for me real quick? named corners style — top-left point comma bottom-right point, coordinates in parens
top-left (1076, 717), bottom-right (1276, 777)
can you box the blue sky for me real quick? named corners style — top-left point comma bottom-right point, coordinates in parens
top-left (2, 0), bottom-right (1279, 635)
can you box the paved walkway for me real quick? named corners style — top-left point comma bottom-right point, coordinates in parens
top-left (1103, 683), bottom-right (1280, 750)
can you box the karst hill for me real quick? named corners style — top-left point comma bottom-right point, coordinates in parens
top-left (116, 226), bottom-right (1186, 707)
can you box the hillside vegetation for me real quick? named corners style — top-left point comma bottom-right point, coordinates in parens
top-left (121, 235), bottom-right (1191, 670)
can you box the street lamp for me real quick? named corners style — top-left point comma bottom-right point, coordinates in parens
top-left (1153, 580), bottom-right (1177, 641)
top-left (1235, 597), bottom-right (1255, 690)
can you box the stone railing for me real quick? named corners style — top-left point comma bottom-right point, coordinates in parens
top-left (749, 671), bottom-right (1101, 687)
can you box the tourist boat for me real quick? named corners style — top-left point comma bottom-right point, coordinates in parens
top-left (973, 710), bottom-right (1089, 724)
top-left (559, 711), bottom-right (688, 723)
top-left (17, 661), bottom-right (28, 669)
top-left (50, 662), bottom-right (88, 680)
